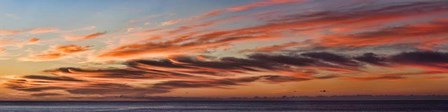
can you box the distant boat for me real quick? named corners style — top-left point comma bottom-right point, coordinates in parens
top-left (320, 90), bottom-right (327, 93)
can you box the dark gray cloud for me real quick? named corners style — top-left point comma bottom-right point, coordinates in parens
top-left (354, 53), bottom-right (387, 65)
top-left (23, 75), bottom-right (84, 82)
top-left (390, 51), bottom-right (448, 64)
top-left (6, 50), bottom-right (448, 96)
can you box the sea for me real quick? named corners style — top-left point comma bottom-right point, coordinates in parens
top-left (0, 100), bottom-right (447, 112)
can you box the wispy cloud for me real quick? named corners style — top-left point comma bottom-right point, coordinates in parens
top-left (20, 44), bottom-right (91, 62)
top-left (64, 32), bottom-right (106, 41)
top-left (240, 42), bottom-right (300, 53)
top-left (227, 0), bottom-right (303, 12)
top-left (7, 50), bottom-right (448, 97)
top-left (29, 27), bottom-right (59, 34)
top-left (0, 29), bottom-right (21, 36)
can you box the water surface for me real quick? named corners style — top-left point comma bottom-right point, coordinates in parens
top-left (0, 100), bottom-right (447, 112)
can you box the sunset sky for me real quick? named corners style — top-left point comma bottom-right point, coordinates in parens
top-left (1, 0), bottom-right (448, 100)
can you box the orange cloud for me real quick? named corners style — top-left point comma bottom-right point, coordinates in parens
top-left (99, 3), bottom-right (448, 60)
top-left (0, 37), bottom-right (41, 49)
top-left (96, 40), bottom-right (224, 59)
top-left (16, 37), bottom-right (40, 47)
top-left (346, 76), bottom-right (405, 81)
top-left (0, 29), bottom-right (21, 36)
top-left (27, 37), bottom-right (39, 44)
top-left (96, 29), bottom-right (280, 60)
top-left (29, 28), bottom-right (58, 34)
top-left (6, 53), bottom-right (319, 97)
top-left (1, 27), bottom-right (59, 36)
top-left (317, 19), bottom-right (448, 48)
top-left (167, 21), bottom-right (216, 33)
top-left (201, 9), bottom-right (223, 18)
top-left (21, 44), bottom-right (91, 61)
top-left (345, 71), bottom-right (443, 81)
top-left (64, 32), bottom-right (106, 41)
top-left (417, 37), bottom-right (448, 51)
top-left (7, 50), bottom-right (448, 98)
top-left (161, 19), bottom-right (182, 26)
top-left (227, 0), bottom-right (303, 12)
top-left (0, 48), bottom-right (5, 54)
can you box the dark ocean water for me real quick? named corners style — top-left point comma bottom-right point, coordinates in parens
top-left (0, 100), bottom-right (447, 112)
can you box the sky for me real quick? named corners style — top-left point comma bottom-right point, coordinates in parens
top-left (0, 0), bottom-right (448, 100)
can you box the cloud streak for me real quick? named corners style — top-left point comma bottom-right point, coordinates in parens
top-left (7, 50), bottom-right (448, 97)
top-left (21, 44), bottom-right (91, 62)
top-left (64, 32), bottom-right (107, 41)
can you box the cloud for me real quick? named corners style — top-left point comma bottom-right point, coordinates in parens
top-left (2, 53), bottom-right (323, 96)
top-left (302, 52), bottom-right (359, 67)
top-left (160, 10), bottom-right (223, 27)
top-left (417, 37), bottom-right (448, 51)
top-left (29, 28), bottom-right (59, 34)
top-left (226, 0), bottom-right (303, 12)
top-left (250, 1), bottom-right (448, 49)
top-left (96, 31), bottom-right (279, 60)
top-left (27, 37), bottom-right (39, 44)
top-left (354, 51), bottom-right (448, 73)
top-left (317, 19), bottom-right (448, 48)
top-left (354, 53), bottom-right (387, 65)
top-left (0, 37), bottom-right (41, 51)
top-left (269, 1), bottom-right (448, 29)
top-left (388, 51), bottom-right (448, 72)
top-left (6, 50), bottom-right (448, 97)
top-left (44, 67), bottom-right (196, 80)
top-left (63, 75), bottom-right (305, 95)
top-left (346, 71), bottom-right (443, 81)
top-left (0, 29), bottom-right (21, 36)
top-left (16, 37), bottom-right (40, 47)
top-left (240, 42), bottom-right (299, 52)
top-left (96, 40), bottom-right (224, 60)
top-left (159, 0), bottom-right (299, 27)
top-left (167, 21), bottom-right (216, 33)
top-left (23, 75), bottom-right (84, 82)
top-left (1, 27), bottom-right (59, 36)
top-left (390, 51), bottom-right (448, 64)
top-left (201, 10), bottom-right (223, 18)
top-left (5, 80), bottom-right (66, 92)
top-left (3, 0), bottom-right (448, 99)
top-left (7, 74), bottom-right (305, 96)
top-left (21, 44), bottom-right (91, 61)
top-left (0, 48), bottom-right (5, 54)
top-left (64, 32), bottom-right (106, 41)
top-left (196, 1), bottom-right (448, 51)
top-left (347, 76), bottom-right (405, 81)
top-left (161, 19), bottom-right (181, 26)
top-left (97, 1), bottom-right (448, 61)
top-left (152, 75), bottom-right (306, 90)
top-left (98, 50), bottom-right (448, 82)
top-left (247, 53), bottom-right (316, 66)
